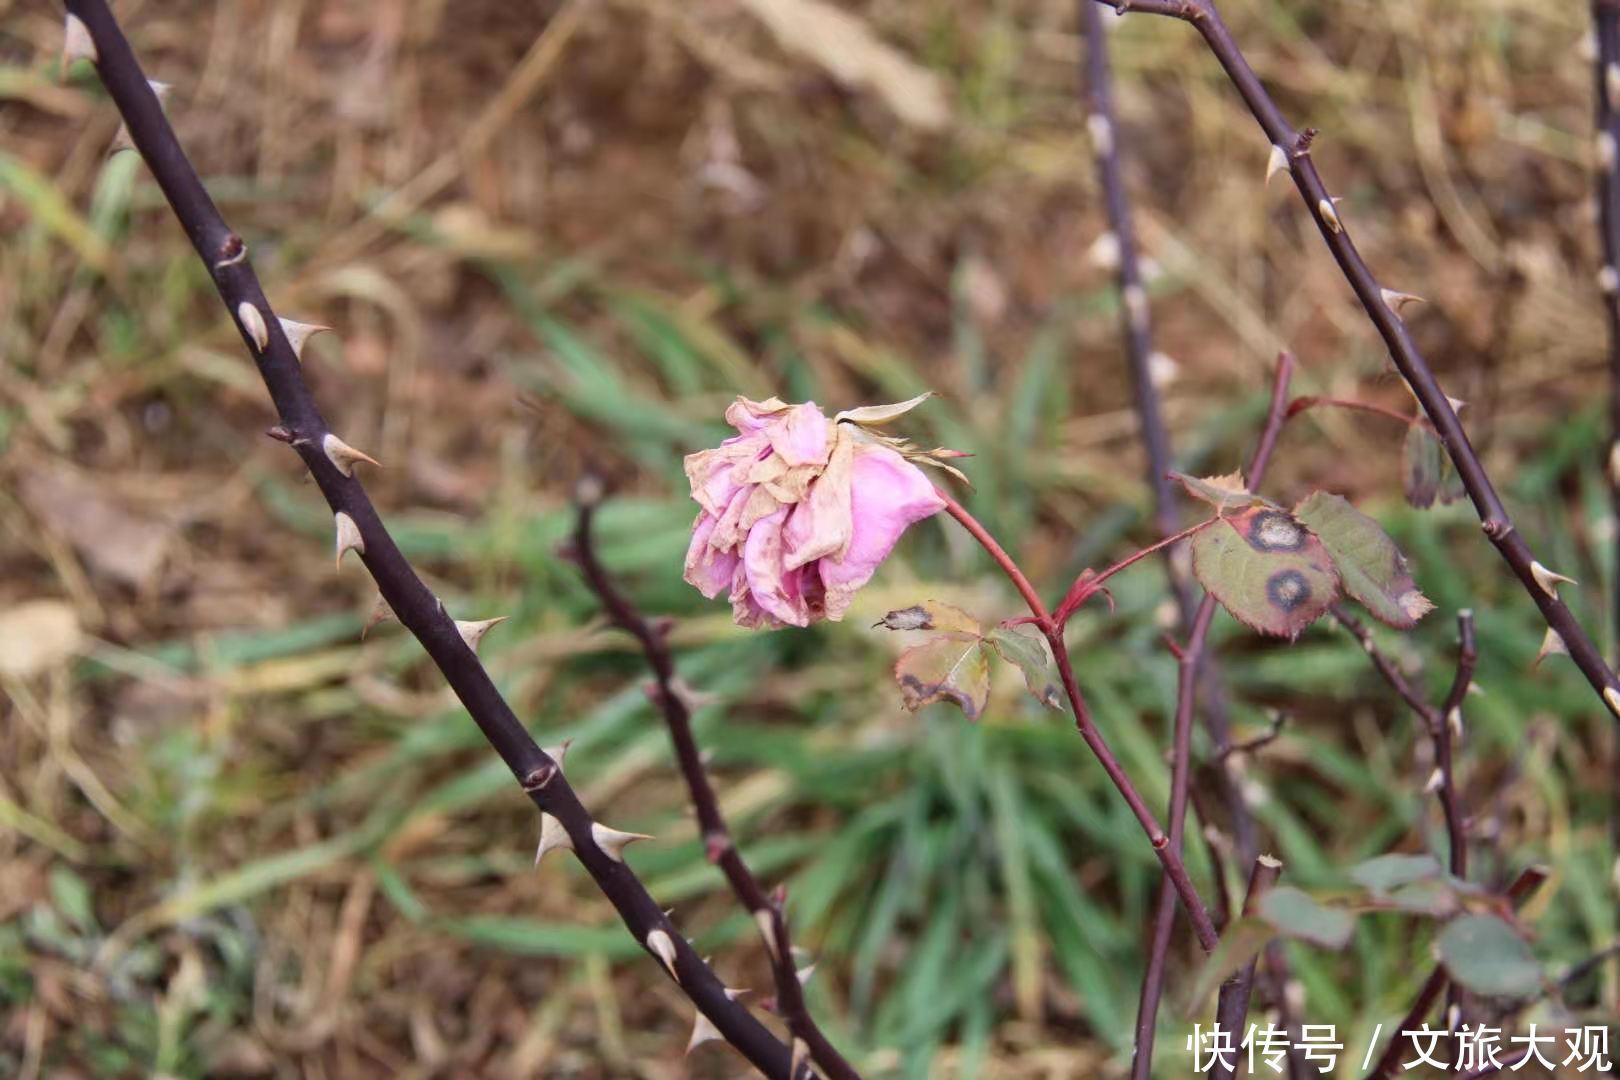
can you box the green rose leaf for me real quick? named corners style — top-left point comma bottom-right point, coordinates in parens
top-left (1436, 915), bottom-right (1543, 998)
top-left (1257, 886), bottom-right (1356, 948)
top-left (1350, 853), bottom-right (1444, 895)
top-left (985, 626), bottom-right (1064, 711)
top-left (1293, 492), bottom-right (1434, 629)
top-left (1402, 424), bottom-right (1465, 509)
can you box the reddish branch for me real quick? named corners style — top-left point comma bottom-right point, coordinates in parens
top-left (1096, 0), bottom-right (1620, 718)
top-left (936, 488), bottom-right (1222, 953)
top-left (63, 3), bottom-right (796, 1073)
top-left (571, 491), bottom-right (853, 1080)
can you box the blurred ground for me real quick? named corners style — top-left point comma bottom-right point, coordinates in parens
top-left (0, 0), bottom-right (1616, 1076)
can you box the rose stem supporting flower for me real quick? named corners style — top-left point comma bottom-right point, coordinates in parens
top-left (1095, 0), bottom-right (1620, 719)
top-left (571, 488), bottom-right (854, 1080)
top-left (933, 485), bottom-right (1222, 953)
top-left (62, 3), bottom-right (795, 1073)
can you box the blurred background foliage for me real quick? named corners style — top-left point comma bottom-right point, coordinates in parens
top-left (0, 0), bottom-right (1615, 1075)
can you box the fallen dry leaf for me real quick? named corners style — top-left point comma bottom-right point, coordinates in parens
top-left (20, 467), bottom-right (173, 589)
top-left (740, 0), bottom-right (950, 132)
top-left (0, 598), bottom-right (82, 677)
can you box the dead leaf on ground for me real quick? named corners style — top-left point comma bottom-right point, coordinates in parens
top-left (740, 0), bottom-right (950, 132)
top-left (0, 598), bottom-right (82, 677)
top-left (19, 467), bottom-right (173, 590)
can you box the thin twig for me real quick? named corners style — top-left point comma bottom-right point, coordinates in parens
top-left (571, 491), bottom-right (854, 1080)
top-left (1097, 0), bottom-right (1620, 718)
top-left (1210, 854), bottom-right (1284, 1080)
top-left (1130, 351), bottom-right (1296, 1078)
top-left (63, 4), bottom-right (795, 1073)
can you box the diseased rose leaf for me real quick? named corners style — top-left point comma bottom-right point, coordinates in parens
top-left (895, 635), bottom-right (991, 720)
top-left (1436, 915), bottom-right (1543, 998)
top-left (1189, 507), bottom-right (1339, 638)
top-left (1293, 492), bottom-right (1433, 629)
top-left (985, 626), bottom-right (1064, 711)
top-left (1401, 424), bottom-right (1465, 509)
top-left (1172, 471), bottom-right (1265, 513)
top-left (1258, 887), bottom-right (1356, 948)
top-left (875, 601), bottom-right (981, 635)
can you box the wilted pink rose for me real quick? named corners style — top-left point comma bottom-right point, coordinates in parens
top-left (683, 396), bottom-right (947, 628)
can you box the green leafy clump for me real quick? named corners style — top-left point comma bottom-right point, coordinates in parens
top-left (881, 601), bottom-right (1064, 719)
top-left (1175, 474), bottom-right (1433, 638)
top-left (1436, 915), bottom-right (1543, 998)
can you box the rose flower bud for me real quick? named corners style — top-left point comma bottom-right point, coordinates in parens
top-left (683, 395), bottom-right (953, 628)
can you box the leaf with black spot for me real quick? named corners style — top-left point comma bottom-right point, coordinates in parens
top-left (1293, 492), bottom-right (1434, 629)
top-left (894, 634), bottom-right (991, 720)
top-left (1401, 424), bottom-right (1465, 509)
top-left (985, 626), bottom-right (1064, 711)
top-left (875, 601), bottom-right (981, 635)
top-left (1189, 506), bottom-right (1339, 638)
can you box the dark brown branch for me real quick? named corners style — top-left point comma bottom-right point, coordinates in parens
top-left (63, 3), bottom-right (794, 1074)
top-left (1097, 0), bottom-right (1620, 719)
top-left (1210, 854), bottom-right (1283, 1080)
top-left (571, 491), bottom-right (854, 1080)
top-left (1130, 352), bottom-right (1294, 1080)
top-left (1364, 967), bottom-right (1448, 1080)
top-left (1596, 1), bottom-right (1620, 652)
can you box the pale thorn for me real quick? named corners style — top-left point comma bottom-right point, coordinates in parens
top-left (1147, 351), bottom-right (1179, 390)
top-left (237, 302), bottom-right (270, 351)
top-left (1445, 395), bottom-right (1467, 414)
top-left (1600, 131), bottom-right (1619, 173)
top-left (1318, 198), bottom-right (1343, 234)
top-left (112, 82), bottom-right (172, 154)
top-left (322, 432), bottom-right (381, 477)
top-left (542, 738), bottom-right (574, 775)
top-left (796, 963), bottom-right (816, 986)
top-left (62, 14), bottom-right (97, 77)
top-left (1605, 685), bottom-right (1620, 718)
top-left (1265, 143), bottom-right (1290, 185)
top-left (1122, 283), bottom-right (1149, 332)
top-left (790, 1038), bottom-right (811, 1077)
top-left (646, 929), bottom-right (679, 979)
top-left (278, 318), bottom-right (332, 361)
top-left (753, 908), bottom-right (780, 958)
top-left (1087, 231), bottom-right (1121, 271)
top-left (1603, 267), bottom-right (1620, 297)
top-left (1447, 706), bottom-right (1464, 740)
top-left (1609, 442), bottom-right (1620, 487)
top-left (1086, 113), bottom-right (1114, 157)
top-left (1609, 63), bottom-right (1620, 112)
top-left (361, 595), bottom-right (395, 639)
top-left (1380, 288), bottom-right (1427, 315)
top-left (1528, 560), bottom-right (1576, 599)
top-left (686, 1011), bottom-right (722, 1054)
top-left (1423, 767), bottom-right (1444, 794)
top-left (534, 813), bottom-right (572, 864)
top-left (1532, 627), bottom-right (1568, 669)
top-left (1467, 681), bottom-right (1485, 698)
top-left (334, 511), bottom-right (365, 568)
top-left (589, 822), bottom-right (653, 863)
top-left (725, 986), bottom-right (748, 1001)
top-left (455, 616), bottom-right (509, 654)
